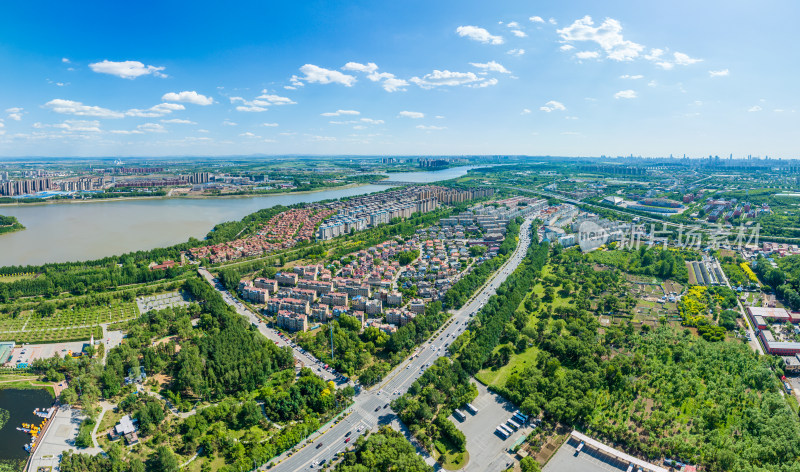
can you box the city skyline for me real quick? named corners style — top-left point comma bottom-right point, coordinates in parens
top-left (1, 0), bottom-right (798, 157)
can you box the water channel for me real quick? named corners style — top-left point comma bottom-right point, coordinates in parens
top-left (0, 166), bottom-right (480, 267)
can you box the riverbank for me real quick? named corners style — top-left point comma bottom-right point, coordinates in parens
top-left (0, 182), bottom-right (371, 208)
top-left (0, 216), bottom-right (24, 236)
top-left (0, 378), bottom-right (55, 398)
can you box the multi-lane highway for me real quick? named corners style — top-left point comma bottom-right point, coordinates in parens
top-left (267, 216), bottom-right (535, 471)
top-left (198, 267), bottom-right (343, 384)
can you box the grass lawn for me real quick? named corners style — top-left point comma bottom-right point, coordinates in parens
top-left (0, 274), bottom-right (36, 283)
top-left (476, 346), bottom-right (539, 388)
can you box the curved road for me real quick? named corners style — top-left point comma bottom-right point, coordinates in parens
top-left (266, 216), bottom-right (535, 471)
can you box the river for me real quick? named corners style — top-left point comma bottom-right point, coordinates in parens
top-left (0, 388), bottom-right (54, 470)
top-left (0, 166), bottom-right (479, 267)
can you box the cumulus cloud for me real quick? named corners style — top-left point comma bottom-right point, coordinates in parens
top-left (540, 100), bottom-right (566, 112)
top-left (748, 105), bottom-right (762, 112)
top-left (521, 109), bottom-right (531, 115)
top-left (298, 64), bottom-right (356, 86)
top-left (614, 89), bottom-right (637, 99)
top-left (44, 99), bottom-right (125, 118)
top-left (398, 111), bottom-right (425, 119)
top-left (162, 91), bottom-right (214, 106)
top-left (321, 110), bottom-right (360, 117)
top-left (161, 118), bottom-right (196, 124)
top-left (137, 123), bottom-right (166, 133)
top-left (342, 62), bottom-right (409, 92)
top-left (416, 125), bottom-right (446, 130)
top-left (89, 60), bottom-right (166, 79)
top-left (257, 93), bottom-right (296, 105)
top-left (61, 58), bottom-right (70, 63)
top-left (709, 69), bottom-right (730, 77)
top-left (469, 61), bottom-right (511, 74)
top-left (360, 118), bottom-right (385, 124)
top-left (673, 52), bottom-right (702, 65)
top-left (529, 16), bottom-right (545, 23)
top-left (560, 44), bottom-right (575, 51)
top-left (410, 70), bottom-right (493, 88)
top-left (620, 74), bottom-right (644, 79)
top-left (507, 48), bottom-right (525, 56)
top-left (239, 132), bottom-right (260, 138)
top-left (126, 103), bottom-right (185, 118)
top-left (6, 107), bottom-right (23, 121)
top-left (456, 25), bottom-right (504, 45)
top-left (575, 51), bottom-right (600, 59)
top-left (109, 129), bottom-right (144, 135)
top-left (262, 122), bottom-right (279, 127)
top-left (557, 16), bottom-right (644, 61)
top-left (511, 30), bottom-right (527, 38)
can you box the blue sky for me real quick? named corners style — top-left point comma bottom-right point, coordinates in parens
top-left (0, 0), bottom-right (798, 158)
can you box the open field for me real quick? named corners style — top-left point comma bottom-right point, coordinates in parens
top-left (0, 301), bottom-right (137, 344)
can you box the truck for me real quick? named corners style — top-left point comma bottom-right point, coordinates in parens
top-left (465, 403), bottom-right (478, 415)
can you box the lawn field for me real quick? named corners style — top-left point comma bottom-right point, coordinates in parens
top-left (476, 346), bottom-right (539, 388)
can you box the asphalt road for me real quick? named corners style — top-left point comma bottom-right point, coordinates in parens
top-left (267, 216), bottom-right (535, 471)
top-left (197, 268), bottom-right (342, 384)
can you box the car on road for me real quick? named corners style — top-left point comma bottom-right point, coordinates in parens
top-left (344, 437), bottom-right (351, 443)
top-left (316, 443), bottom-right (323, 449)
top-left (345, 431), bottom-right (352, 437)
top-left (375, 406), bottom-right (380, 412)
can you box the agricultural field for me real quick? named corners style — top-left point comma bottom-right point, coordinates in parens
top-left (0, 301), bottom-right (138, 344)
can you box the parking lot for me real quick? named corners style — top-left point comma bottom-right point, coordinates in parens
top-left (136, 291), bottom-right (193, 314)
top-left (455, 380), bottom-right (534, 472)
top-left (5, 340), bottom-right (88, 367)
top-left (544, 437), bottom-right (632, 472)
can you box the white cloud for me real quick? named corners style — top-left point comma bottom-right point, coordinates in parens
top-left (575, 51), bottom-right (600, 59)
top-left (416, 125), bottom-right (446, 130)
top-left (89, 60), bottom-right (166, 79)
top-left (257, 93), bottom-right (296, 105)
top-left (321, 110), bottom-right (360, 117)
top-left (43, 99), bottom-right (125, 118)
top-left (614, 89), bottom-right (637, 99)
top-left (511, 30), bottom-right (527, 38)
top-left (456, 25), bottom-right (504, 45)
top-left (262, 122), bottom-right (279, 127)
top-left (137, 123), bottom-right (166, 133)
top-left (521, 109), bottom-right (531, 115)
top-left (222, 120), bottom-right (237, 126)
top-left (748, 105), bottom-right (762, 112)
top-left (126, 103), bottom-right (185, 117)
top-left (398, 111), bottom-right (425, 119)
top-left (410, 70), bottom-right (490, 88)
top-left (560, 44), bottom-right (575, 51)
top-left (61, 58), bottom-right (70, 63)
top-left (557, 16), bottom-right (644, 61)
top-left (540, 100), bottom-right (566, 112)
top-left (34, 119), bottom-right (103, 133)
top-left (298, 64), bottom-right (356, 86)
top-left (6, 107), bottom-right (23, 121)
top-left (342, 62), bottom-right (379, 74)
top-left (506, 21), bottom-right (520, 29)
top-left (342, 62), bottom-right (408, 92)
top-left (549, 18), bottom-right (557, 25)
top-left (239, 132), bottom-right (260, 138)
top-left (236, 106), bottom-right (267, 112)
top-left (709, 69), bottom-right (729, 78)
top-left (109, 129), bottom-right (143, 135)
top-left (507, 48), bottom-right (525, 56)
top-left (310, 135), bottom-right (337, 142)
top-left (469, 61), bottom-right (511, 74)
top-left (529, 16), bottom-right (545, 23)
top-left (162, 91), bottom-right (214, 106)
top-left (360, 118), bottom-right (385, 124)
top-left (353, 125), bottom-right (366, 130)
top-left (470, 78), bottom-right (498, 88)
top-left (647, 80), bottom-right (657, 87)
top-left (655, 61), bottom-right (674, 70)
top-left (161, 118), bottom-right (196, 124)
top-left (435, 115), bottom-right (445, 119)
top-left (673, 52), bottom-right (702, 65)
top-left (620, 74), bottom-right (644, 79)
